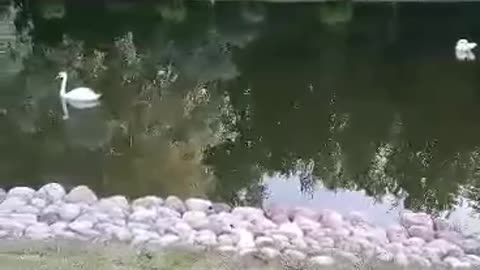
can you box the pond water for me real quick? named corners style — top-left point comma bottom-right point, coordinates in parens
top-left (1, 1), bottom-right (480, 231)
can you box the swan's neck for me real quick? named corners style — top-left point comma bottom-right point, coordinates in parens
top-left (60, 75), bottom-right (68, 97)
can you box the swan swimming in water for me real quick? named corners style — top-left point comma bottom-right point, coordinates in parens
top-left (56, 71), bottom-right (102, 120)
top-left (455, 38), bottom-right (477, 61)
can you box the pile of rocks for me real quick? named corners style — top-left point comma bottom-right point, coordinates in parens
top-left (0, 183), bottom-right (479, 269)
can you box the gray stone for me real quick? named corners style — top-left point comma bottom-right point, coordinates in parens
top-left (58, 203), bottom-right (81, 221)
top-left (132, 196), bottom-right (162, 210)
top-left (183, 211), bottom-right (208, 229)
top-left (7, 187), bottom-right (35, 200)
top-left (164, 196), bottom-right (186, 213)
top-left (36, 183), bottom-right (66, 202)
top-left (65, 186), bottom-right (97, 204)
top-left (434, 217), bottom-right (452, 231)
top-left (462, 238), bottom-right (480, 255)
top-left (38, 212), bottom-right (60, 225)
top-left (185, 198), bottom-right (213, 213)
top-left (310, 255), bottom-right (335, 266)
top-left (0, 189), bottom-right (5, 202)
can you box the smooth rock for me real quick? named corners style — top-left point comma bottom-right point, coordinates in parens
top-left (68, 220), bottom-right (98, 237)
top-left (434, 217), bottom-right (452, 231)
top-left (466, 254), bottom-right (480, 266)
top-left (58, 203), bottom-right (81, 221)
top-left (16, 205), bottom-right (40, 214)
top-left (283, 249), bottom-right (307, 261)
top-left (234, 228), bottom-right (255, 249)
top-left (217, 245), bottom-right (237, 254)
top-left (36, 183), bottom-right (66, 202)
top-left (0, 197), bottom-right (27, 211)
top-left (154, 234), bottom-right (180, 247)
top-left (387, 225), bottom-right (408, 243)
top-left (25, 223), bottom-right (52, 240)
top-left (218, 234), bottom-right (236, 246)
top-left (164, 196), bottom-right (186, 213)
top-left (400, 212), bottom-right (433, 229)
top-left (111, 226), bottom-right (132, 241)
top-left (310, 255), bottom-right (335, 266)
top-left (156, 206), bottom-right (181, 218)
top-left (393, 252), bottom-right (409, 266)
top-left (7, 187), bottom-right (35, 200)
top-left (278, 222), bottom-right (304, 239)
top-left (444, 256), bottom-right (471, 268)
top-left (130, 208), bottom-right (157, 223)
top-left (255, 236), bottom-right (274, 247)
top-left (30, 198), bottom-right (47, 209)
top-left (183, 211), bottom-right (208, 229)
top-left (132, 196), bottom-right (162, 210)
top-left (403, 237), bottom-right (425, 247)
top-left (408, 225), bottom-right (434, 241)
top-left (260, 247), bottom-right (280, 259)
top-left (65, 186), bottom-right (97, 204)
top-left (195, 229), bottom-right (217, 246)
top-left (8, 213), bottom-right (37, 225)
top-left (96, 196), bottom-right (129, 217)
top-left (321, 210), bottom-right (344, 228)
top-left (232, 207), bottom-right (264, 220)
top-left (0, 218), bottom-right (26, 231)
top-left (185, 198), bottom-right (213, 213)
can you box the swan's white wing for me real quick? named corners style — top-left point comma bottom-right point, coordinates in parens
top-left (64, 87), bottom-right (101, 101)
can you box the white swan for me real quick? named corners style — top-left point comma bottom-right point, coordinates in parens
top-left (455, 39), bottom-right (477, 61)
top-left (56, 71), bottom-right (102, 120)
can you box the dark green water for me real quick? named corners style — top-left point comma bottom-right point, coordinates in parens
top-left (2, 0), bottom-right (480, 228)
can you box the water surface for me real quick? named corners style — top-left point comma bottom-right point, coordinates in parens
top-left (1, 1), bottom-right (480, 230)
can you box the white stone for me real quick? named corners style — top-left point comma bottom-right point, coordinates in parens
top-left (294, 216), bottom-right (321, 234)
top-left (232, 207), bottom-right (264, 220)
top-left (387, 225), bottom-right (408, 243)
top-left (321, 210), bottom-right (344, 228)
top-left (433, 217), bottom-right (452, 231)
top-left (426, 239), bottom-right (464, 257)
top-left (400, 212), bottom-right (433, 229)
top-left (403, 237), bottom-right (425, 247)
top-left (195, 229), bottom-right (217, 246)
top-left (58, 203), bottom-right (81, 221)
top-left (394, 252), bottom-right (409, 266)
top-left (182, 211), bottom-right (208, 229)
top-left (283, 249), bottom-right (307, 261)
top-left (466, 254), bottom-right (480, 266)
top-left (132, 196), bottom-right (162, 210)
top-left (128, 222), bottom-right (151, 231)
top-left (271, 234), bottom-right (290, 250)
top-left (65, 186), bottom-right (97, 204)
top-left (8, 213), bottom-right (38, 225)
top-left (260, 247), bottom-right (280, 259)
top-left (7, 187), bottom-right (35, 200)
top-left (234, 228), bottom-right (255, 249)
top-left (185, 198), bottom-right (213, 213)
top-left (30, 198), bottom-right (47, 209)
top-left (310, 255), bottom-right (335, 266)
top-left (250, 216), bottom-right (277, 232)
top-left (96, 196), bottom-right (129, 217)
top-left (156, 207), bottom-right (181, 218)
top-left (25, 223), bottom-right (52, 240)
top-left (16, 205), bottom-right (40, 214)
top-left (36, 183), bottom-right (66, 202)
top-left (408, 225), bottom-right (434, 241)
top-left (0, 218), bottom-right (26, 231)
top-left (444, 256), bottom-right (472, 268)
top-left (291, 237), bottom-right (308, 249)
top-left (0, 197), bottom-right (26, 211)
top-left (50, 221), bottom-right (68, 232)
top-left (164, 196), bottom-right (186, 213)
top-left (130, 230), bottom-right (160, 246)
top-left (155, 234), bottom-right (180, 246)
top-left (130, 207), bottom-right (157, 223)
top-left (218, 234), bottom-right (236, 246)
top-left (408, 254), bottom-right (431, 268)
top-left (217, 245), bottom-right (237, 253)
top-left (168, 221), bottom-right (193, 239)
top-left (278, 222), bottom-right (304, 239)
top-left (68, 220), bottom-right (96, 236)
top-left (255, 236), bottom-right (274, 247)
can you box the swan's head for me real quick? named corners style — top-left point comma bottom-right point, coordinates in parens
top-left (456, 39), bottom-right (477, 51)
top-left (56, 71), bottom-right (67, 80)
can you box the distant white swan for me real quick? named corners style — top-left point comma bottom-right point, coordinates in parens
top-left (56, 71), bottom-right (102, 120)
top-left (455, 39), bottom-right (477, 61)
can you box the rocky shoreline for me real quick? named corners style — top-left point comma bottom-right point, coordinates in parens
top-left (0, 183), bottom-right (479, 269)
